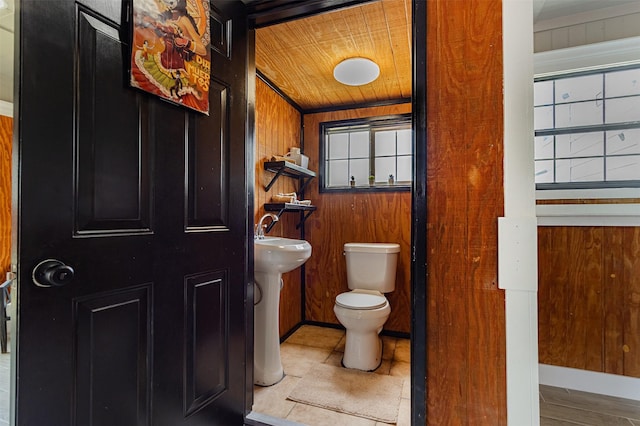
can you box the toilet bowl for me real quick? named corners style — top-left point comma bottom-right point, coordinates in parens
top-left (334, 243), bottom-right (400, 371)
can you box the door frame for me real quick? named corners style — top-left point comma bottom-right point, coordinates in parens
top-left (244, 1), bottom-right (428, 424)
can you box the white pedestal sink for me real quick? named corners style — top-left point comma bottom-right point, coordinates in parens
top-left (254, 237), bottom-right (312, 386)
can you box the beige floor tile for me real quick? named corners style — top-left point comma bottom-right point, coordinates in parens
top-left (280, 343), bottom-right (333, 378)
top-left (253, 375), bottom-right (300, 419)
top-left (390, 360), bottom-right (410, 379)
top-left (287, 403), bottom-right (377, 426)
top-left (324, 351), bottom-right (344, 368)
top-left (373, 359), bottom-right (392, 375)
top-left (381, 336), bottom-right (397, 360)
top-left (285, 325), bottom-right (344, 350)
top-left (335, 335), bottom-right (346, 352)
top-left (394, 338), bottom-right (410, 363)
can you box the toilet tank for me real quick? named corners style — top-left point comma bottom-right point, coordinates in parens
top-left (344, 243), bottom-right (400, 293)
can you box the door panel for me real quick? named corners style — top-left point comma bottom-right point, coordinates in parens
top-left (15, 1), bottom-right (249, 425)
top-left (75, 9), bottom-right (152, 234)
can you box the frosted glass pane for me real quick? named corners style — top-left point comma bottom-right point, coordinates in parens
top-left (607, 129), bottom-right (640, 155)
top-left (327, 159), bottom-right (348, 186)
top-left (396, 155), bottom-right (412, 182)
top-left (534, 80), bottom-right (554, 106)
top-left (397, 129), bottom-right (412, 155)
top-left (556, 158), bottom-right (603, 182)
top-left (350, 158), bottom-right (369, 185)
top-left (556, 132), bottom-right (603, 158)
top-left (327, 133), bottom-right (349, 159)
top-left (375, 131), bottom-right (396, 156)
top-left (607, 155), bottom-right (640, 181)
top-left (349, 131), bottom-right (369, 158)
top-left (534, 106), bottom-right (554, 130)
top-left (555, 101), bottom-right (602, 128)
top-left (555, 74), bottom-right (602, 103)
top-left (535, 135), bottom-right (554, 160)
top-left (375, 157), bottom-right (395, 181)
top-left (605, 96), bottom-right (640, 124)
top-left (534, 160), bottom-right (554, 183)
top-left (606, 69), bottom-right (640, 97)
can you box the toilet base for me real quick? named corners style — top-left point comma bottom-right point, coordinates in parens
top-left (342, 330), bottom-right (383, 371)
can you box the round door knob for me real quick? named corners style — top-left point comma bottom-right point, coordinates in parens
top-left (32, 259), bottom-right (75, 287)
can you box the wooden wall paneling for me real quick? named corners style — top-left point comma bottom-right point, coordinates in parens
top-left (623, 227), bottom-right (640, 376)
top-left (302, 103), bottom-right (412, 333)
top-left (426, 0), bottom-right (506, 423)
top-left (539, 226), bottom-right (640, 379)
top-left (0, 115), bottom-right (12, 275)
top-left (604, 227), bottom-right (625, 375)
top-left (255, 78), bottom-right (303, 337)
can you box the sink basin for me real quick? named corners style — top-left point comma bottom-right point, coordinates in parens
top-left (254, 237), bottom-right (312, 273)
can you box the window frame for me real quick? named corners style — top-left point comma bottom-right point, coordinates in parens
top-left (319, 114), bottom-right (412, 193)
top-left (534, 64), bottom-right (640, 191)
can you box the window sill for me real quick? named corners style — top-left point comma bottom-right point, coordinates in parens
top-left (536, 203), bottom-right (640, 226)
top-left (320, 185), bottom-right (411, 194)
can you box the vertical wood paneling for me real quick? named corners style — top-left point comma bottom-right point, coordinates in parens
top-left (0, 115), bottom-right (11, 275)
top-left (538, 226), bottom-right (640, 378)
top-left (302, 104), bottom-right (412, 333)
top-left (255, 78), bottom-right (302, 337)
top-left (427, 0), bottom-right (506, 424)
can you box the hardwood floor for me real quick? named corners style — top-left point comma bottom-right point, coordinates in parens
top-left (540, 384), bottom-right (640, 425)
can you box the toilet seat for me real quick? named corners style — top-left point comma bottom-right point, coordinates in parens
top-left (335, 291), bottom-right (387, 310)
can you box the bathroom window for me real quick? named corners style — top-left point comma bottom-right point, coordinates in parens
top-left (534, 65), bottom-right (640, 190)
top-left (320, 114), bottom-right (412, 192)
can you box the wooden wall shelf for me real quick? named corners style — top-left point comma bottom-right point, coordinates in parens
top-left (263, 161), bottom-right (316, 195)
top-left (263, 161), bottom-right (317, 233)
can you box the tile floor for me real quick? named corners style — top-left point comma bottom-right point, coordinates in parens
top-left (252, 325), bottom-right (411, 426)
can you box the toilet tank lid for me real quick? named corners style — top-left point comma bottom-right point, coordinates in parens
top-left (344, 243), bottom-right (400, 253)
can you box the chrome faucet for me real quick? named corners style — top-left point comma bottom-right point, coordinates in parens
top-left (255, 213), bottom-right (279, 239)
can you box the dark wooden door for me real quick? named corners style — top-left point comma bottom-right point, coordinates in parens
top-left (14, 1), bottom-right (250, 425)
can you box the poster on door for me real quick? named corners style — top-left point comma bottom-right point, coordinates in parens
top-left (130, 0), bottom-right (211, 115)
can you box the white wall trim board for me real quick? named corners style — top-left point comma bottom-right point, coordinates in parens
top-left (534, 3), bottom-right (640, 33)
top-left (503, 0), bottom-right (539, 424)
top-left (0, 100), bottom-right (12, 117)
top-left (536, 188), bottom-right (640, 200)
top-left (539, 364), bottom-right (640, 401)
top-left (534, 36), bottom-right (640, 76)
top-left (536, 203), bottom-right (640, 226)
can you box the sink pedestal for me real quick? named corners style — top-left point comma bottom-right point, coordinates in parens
top-left (253, 236), bottom-right (311, 386)
top-left (254, 270), bottom-right (284, 386)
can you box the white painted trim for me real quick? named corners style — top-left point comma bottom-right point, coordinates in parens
top-left (538, 215), bottom-right (640, 226)
top-left (536, 188), bottom-right (640, 200)
top-left (0, 100), bottom-right (12, 117)
top-left (536, 203), bottom-right (640, 216)
top-left (539, 364), bottom-right (640, 401)
top-left (503, 0), bottom-right (539, 424)
top-left (536, 203), bottom-right (640, 226)
top-left (534, 2), bottom-right (640, 33)
top-left (534, 36), bottom-right (640, 76)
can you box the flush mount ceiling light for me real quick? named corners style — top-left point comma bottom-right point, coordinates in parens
top-left (333, 58), bottom-right (380, 86)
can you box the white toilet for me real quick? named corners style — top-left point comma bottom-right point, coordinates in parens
top-left (334, 242), bottom-right (400, 371)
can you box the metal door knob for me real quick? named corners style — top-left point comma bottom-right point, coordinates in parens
top-left (32, 259), bottom-right (75, 287)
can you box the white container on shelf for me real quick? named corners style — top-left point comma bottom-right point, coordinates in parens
top-left (285, 147), bottom-right (309, 169)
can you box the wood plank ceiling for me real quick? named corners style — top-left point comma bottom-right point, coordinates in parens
top-left (255, 0), bottom-right (412, 111)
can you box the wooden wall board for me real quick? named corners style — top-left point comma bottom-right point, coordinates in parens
top-left (0, 115), bottom-right (11, 275)
top-left (426, 0), bottom-right (506, 423)
top-left (538, 226), bottom-right (640, 378)
top-left (255, 78), bottom-right (303, 337)
top-left (302, 103), bottom-right (412, 333)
